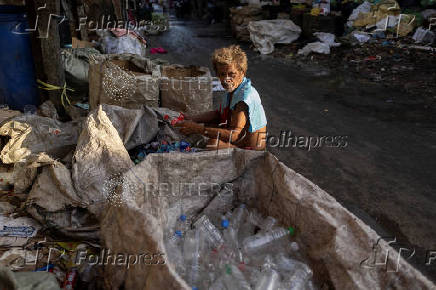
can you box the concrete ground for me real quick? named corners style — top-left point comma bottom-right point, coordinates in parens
top-left (147, 18), bottom-right (436, 281)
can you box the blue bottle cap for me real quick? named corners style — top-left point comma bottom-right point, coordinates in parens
top-left (221, 219), bottom-right (229, 229)
top-left (180, 215), bottom-right (187, 221)
top-left (192, 287), bottom-right (198, 290)
top-left (175, 230), bottom-right (182, 237)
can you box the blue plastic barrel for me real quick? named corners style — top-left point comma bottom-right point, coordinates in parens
top-left (0, 6), bottom-right (39, 111)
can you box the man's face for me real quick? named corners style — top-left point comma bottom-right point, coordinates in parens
top-left (216, 63), bottom-right (245, 93)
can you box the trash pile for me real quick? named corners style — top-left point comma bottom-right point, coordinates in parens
top-left (230, 6), bottom-right (263, 42)
top-left (129, 140), bottom-right (197, 164)
top-left (0, 102), bottom-right (196, 289)
top-left (164, 185), bottom-right (316, 290)
top-left (239, 0), bottom-right (434, 56)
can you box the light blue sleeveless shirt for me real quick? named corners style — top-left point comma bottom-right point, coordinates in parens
top-left (220, 77), bottom-right (267, 132)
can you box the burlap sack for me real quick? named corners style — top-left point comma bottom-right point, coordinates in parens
top-left (89, 54), bottom-right (161, 110)
top-left (100, 150), bottom-right (434, 289)
top-left (160, 65), bottom-right (213, 115)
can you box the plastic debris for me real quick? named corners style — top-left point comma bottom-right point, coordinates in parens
top-left (412, 27), bottom-right (435, 44)
top-left (164, 196), bottom-right (313, 290)
top-left (248, 20), bottom-right (302, 54)
top-left (352, 31), bottom-right (371, 44)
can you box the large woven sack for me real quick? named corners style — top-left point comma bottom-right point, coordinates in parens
top-left (160, 65), bottom-right (213, 115)
top-left (72, 105), bottom-right (135, 219)
top-left (89, 54), bottom-right (161, 110)
top-left (100, 150), bottom-right (434, 289)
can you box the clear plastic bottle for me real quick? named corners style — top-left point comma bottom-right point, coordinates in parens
top-left (247, 208), bottom-right (263, 227)
top-left (204, 184), bottom-right (234, 225)
top-left (222, 264), bottom-right (251, 290)
top-left (194, 215), bottom-right (224, 249)
top-left (280, 261), bottom-right (313, 290)
top-left (165, 230), bottom-right (185, 276)
top-left (230, 204), bottom-right (246, 233)
top-left (209, 276), bottom-right (227, 290)
top-left (175, 214), bottom-right (188, 235)
top-left (274, 252), bottom-right (305, 273)
top-left (259, 216), bottom-right (277, 232)
top-left (242, 227), bottom-right (292, 254)
top-left (254, 255), bottom-right (280, 290)
top-left (183, 229), bottom-right (201, 289)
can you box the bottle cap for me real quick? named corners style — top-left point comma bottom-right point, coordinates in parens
top-left (192, 287), bottom-right (198, 290)
top-left (175, 230), bottom-right (182, 237)
top-left (288, 226), bottom-right (295, 236)
top-left (221, 219), bottom-right (229, 229)
top-left (180, 215), bottom-right (187, 222)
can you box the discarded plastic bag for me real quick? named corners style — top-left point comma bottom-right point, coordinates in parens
top-left (100, 150), bottom-right (434, 289)
top-left (0, 115), bottom-right (81, 164)
top-left (298, 32), bottom-right (339, 56)
top-left (352, 31), bottom-right (371, 43)
top-left (0, 216), bottom-right (40, 247)
top-left (412, 27), bottom-right (435, 44)
top-left (313, 32), bottom-right (341, 47)
top-left (298, 42), bottom-right (331, 56)
top-left (98, 31), bottom-right (147, 57)
top-left (0, 249), bottom-right (37, 271)
top-left (248, 19), bottom-right (301, 54)
top-left (38, 100), bottom-right (59, 120)
top-left (0, 265), bottom-right (60, 290)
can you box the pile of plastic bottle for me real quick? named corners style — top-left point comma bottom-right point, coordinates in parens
top-left (164, 203), bottom-right (316, 289)
top-left (130, 140), bottom-right (197, 164)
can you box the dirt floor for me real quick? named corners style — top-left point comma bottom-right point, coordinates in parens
top-left (146, 18), bottom-right (436, 281)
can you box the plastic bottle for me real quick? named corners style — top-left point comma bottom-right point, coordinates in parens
top-left (274, 252), bottom-right (306, 273)
top-left (194, 215), bottom-right (224, 249)
top-left (175, 214), bottom-right (188, 235)
top-left (254, 255), bottom-right (280, 290)
top-left (230, 204), bottom-right (246, 233)
top-left (280, 262), bottom-right (313, 290)
top-left (222, 264), bottom-right (251, 290)
top-left (209, 276), bottom-right (227, 290)
top-left (259, 216), bottom-right (277, 232)
top-left (246, 208), bottom-right (262, 227)
top-left (204, 185), bottom-right (234, 226)
top-left (166, 230), bottom-right (185, 276)
top-left (242, 227), bottom-right (293, 254)
top-left (183, 229), bottom-right (201, 289)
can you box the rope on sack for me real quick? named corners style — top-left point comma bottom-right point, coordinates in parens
top-left (37, 79), bottom-right (74, 108)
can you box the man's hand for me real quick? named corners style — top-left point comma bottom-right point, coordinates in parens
top-left (174, 121), bottom-right (204, 135)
